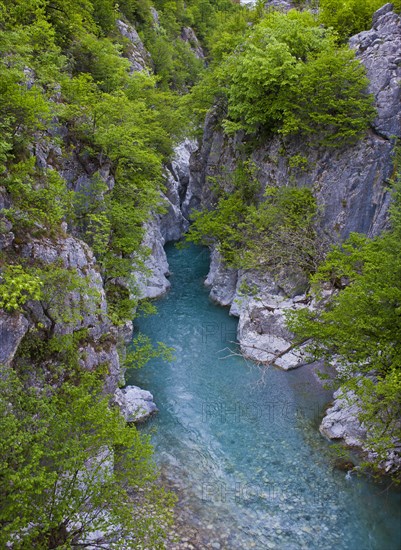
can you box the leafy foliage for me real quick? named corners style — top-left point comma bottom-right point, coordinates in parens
top-left (220, 10), bottom-right (376, 146)
top-left (319, 0), bottom-right (401, 42)
top-left (0, 1), bottom-right (204, 543)
top-left (3, 160), bottom-right (72, 234)
top-left (287, 180), bottom-right (401, 471)
top-left (0, 265), bottom-right (42, 312)
top-left (0, 367), bottom-right (175, 548)
top-left (186, 162), bottom-right (323, 276)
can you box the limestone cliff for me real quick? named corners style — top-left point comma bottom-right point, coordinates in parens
top-left (0, 16), bottom-right (157, 397)
top-left (187, 3), bottom-right (401, 351)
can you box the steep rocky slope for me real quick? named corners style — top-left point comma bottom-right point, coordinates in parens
top-left (135, 139), bottom-right (197, 299)
top-left (0, 14), bottom-right (166, 402)
top-left (190, 3), bottom-right (401, 361)
top-left (200, 4), bottom-right (401, 470)
top-left (0, 8), bottom-right (203, 423)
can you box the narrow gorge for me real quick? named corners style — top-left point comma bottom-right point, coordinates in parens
top-left (136, 1), bottom-right (401, 473)
top-left (1, 0), bottom-right (401, 548)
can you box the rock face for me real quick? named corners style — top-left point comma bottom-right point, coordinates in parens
top-left (116, 19), bottom-right (152, 73)
top-left (114, 385), bottom-right (158, 423)
top-left (320, 389), bottom-right (401, 474)
top-left (161, 139), bottom-right (197, 243)
top-left (263, 0), bottom-right (296, 10)
top-left (0, 312), bottom-right (30, 366)
top-left (0, 231), bottom-right (124, 393)
top-left (350, 3), bottom-right (401, 140)
top-left (134, 220), bottom-right (171, 300)
top-left (187, 6), bottom-right (401, 370)
top-left (205, 249), bottom-right (238, 307)
top-left (188, 7), bottom-right (401, 241)
top-left (320, 389), bottom-right (367, 448)
top-left (181, 26), bottom-right (205, 59)
top-left (135, 140), bottom-right (197, 299)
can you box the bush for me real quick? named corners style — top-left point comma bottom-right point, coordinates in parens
top-left (222, 10), bottom-right (376, 146)
top-left (0, 265), bottom-right (42, 312)
top-left (319, 0), bottom-right (401, 42)
top-left (186, 163), bottom-right (322, 275)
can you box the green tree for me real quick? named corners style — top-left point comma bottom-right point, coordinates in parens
top-left (0, 367), bottom-right (174, 548)
top-left (221, 10), bottom-right (376, 146)
top-left (287, 181), bottom-right (401, 473)
top-left (319, 0), bottom-right (401, 42)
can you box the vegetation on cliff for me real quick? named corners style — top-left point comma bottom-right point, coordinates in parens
top-left (185, 9), bottom-right (376, 146)
top-left (287, 177), bottom-right (401, 475)
top-left (186, 161), bottom-right (323, 277)
top-left (0, 0), bottom-right (239, 545)
top-left (319, 0), bottom-right (401, 41)
top-left (184, 1), bottom-right (401, 477)
top-left (1, 0), bottom-right (400, 545)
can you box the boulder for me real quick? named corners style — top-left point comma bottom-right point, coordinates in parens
top-left (114, 385), bottom-right (158, 423)
top-left (320, 389), bottom-right (367, 448)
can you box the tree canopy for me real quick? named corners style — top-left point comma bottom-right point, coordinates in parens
top-left (319, 0), bottom-right (401, 41)
top-left (0, 367), bottom-right (174, 548)
top-left (204, 10), bottom-right (376, 147)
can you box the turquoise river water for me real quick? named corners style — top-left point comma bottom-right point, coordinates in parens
top-left (127, 244), bottom-right (401, 550)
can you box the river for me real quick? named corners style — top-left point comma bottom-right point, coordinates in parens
top-left (127, 243), bottom-right (401, 550)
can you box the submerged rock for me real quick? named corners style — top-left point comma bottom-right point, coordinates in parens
top-left (114, 385), bottom-right (158, 423)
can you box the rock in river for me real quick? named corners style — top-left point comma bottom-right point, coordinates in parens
top-left (114, 385), bottom-right (158, 423)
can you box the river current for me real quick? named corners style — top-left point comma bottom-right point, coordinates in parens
top-left (128, 244), bottom-right (401, 550)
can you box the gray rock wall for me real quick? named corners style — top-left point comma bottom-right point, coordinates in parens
top-left (0, 227), bottom-right (124, 393)
top-left (189, 6), bottom-right (401, 241)
top-left (136, 139), bottom-right (197, 299)
top-left (191, 5), bottom-right (401, 330)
